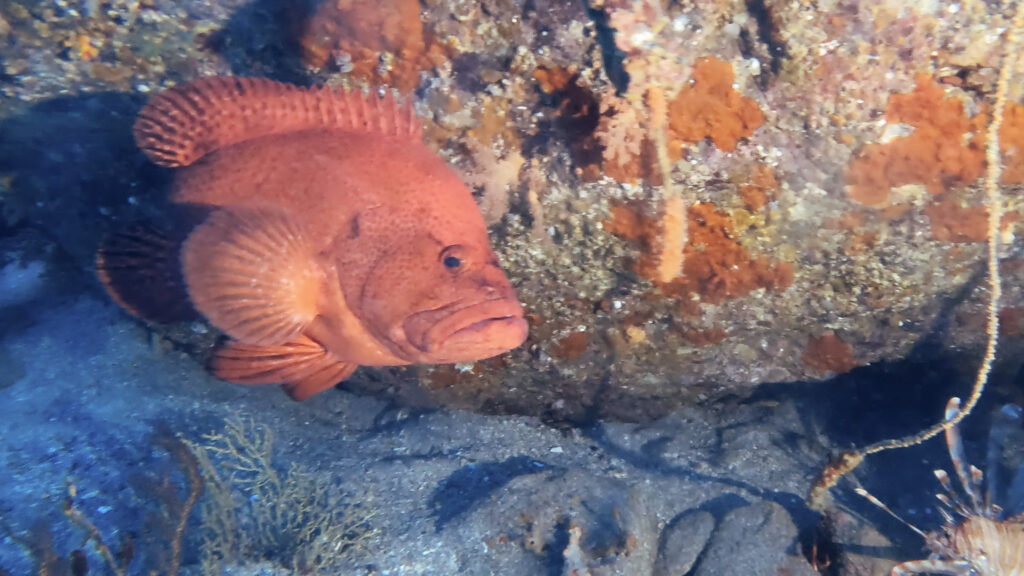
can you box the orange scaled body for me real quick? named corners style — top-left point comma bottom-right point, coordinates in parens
top-left (98, 77), bottom-right (528, 400)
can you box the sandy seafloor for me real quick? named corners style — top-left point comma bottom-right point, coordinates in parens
top-left (0, 252), bottom-right (829, 575)
top-left (0, 236), bottom-right (1022, 575)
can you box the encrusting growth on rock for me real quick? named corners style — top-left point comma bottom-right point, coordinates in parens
top-left (738, 165), bottom-right (778, 212)
top-left (594, 56), bottom-right (764, 183)
top-left (924, 198), bottom-right (989, 243)
top-left (297, 0), bottom-right (439, 92)
top-left (598, 57), bottom-right (768, 285)
top-left (844, 75), bottom-right (986, 207)
top-left (605, 202), bottom-right (792, 306)
top-left (999, 100), bottom-right (1024, 183)
top-left (801, 332), bottom-right (856, 375)
top-left (667, 57), bottom-right (764, 152)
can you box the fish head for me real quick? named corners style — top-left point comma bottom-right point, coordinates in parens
top-left (353, 212), bottom-right (528, 364)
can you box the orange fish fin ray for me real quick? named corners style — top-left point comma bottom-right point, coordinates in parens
top-left (183, 208), bottom-right (321, 346)
top-left (96, 223), bottom-right (196, 324)
top-left (280, 361), bottom-right (357, 401)
top-left (209, 336), bottom-right (356, 400)
top-left (133, 77), bottom-right (422, 167)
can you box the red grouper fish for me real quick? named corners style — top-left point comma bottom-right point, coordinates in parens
top-left (97, 77), bottom-right (528, 400)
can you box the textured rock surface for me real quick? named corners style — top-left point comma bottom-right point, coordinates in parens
top-left (694, 501), bottom-right (817, 576)
top-left (654, 509), bottom-right (715, 575)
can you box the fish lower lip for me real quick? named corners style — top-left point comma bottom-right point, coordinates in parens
top-left (404, 298), bottom-right (526, 359)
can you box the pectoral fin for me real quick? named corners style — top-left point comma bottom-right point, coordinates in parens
top-left (210, 335), bottom-right (357, 400)
top-left (183, 207), bottom-right (322, 346)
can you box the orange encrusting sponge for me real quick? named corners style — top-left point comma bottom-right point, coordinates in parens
top-left (667, 57), bottom-right (765, 153)
top-left (844, 75), bottom-right (986, 206)
top-left (1000, 100), bottom-right (1024, 184)
top-left (605, 201), bottom-right (792, 306)
top-left (596, 57), bottom-right (764, 185)
top-left (297, 0), bottom-right (434, 93)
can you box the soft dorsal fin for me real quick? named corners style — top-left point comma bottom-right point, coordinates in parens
top-left (95, 223), bottom-right (196, 324)
top-left (182, 207), bottom-right (322, 346)
top-left (133, 76), bottom-right (422, 167)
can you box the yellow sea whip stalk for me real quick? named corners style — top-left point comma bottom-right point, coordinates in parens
top-left (646, 85), bottom-right (687, 283)
top-left (809, 0), bottom-right (1023, 510)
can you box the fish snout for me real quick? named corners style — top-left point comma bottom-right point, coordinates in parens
top-left (403, 296), bottom-right (527, 363)
top-left (478, 263), bottom-right (517, 300)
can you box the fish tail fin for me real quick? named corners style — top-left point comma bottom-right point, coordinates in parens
top-left (210, 336), bottom-right (357, 401)
top-left (96, 224), bottom-right (197, 324)
top-left (133, 77), bottom-right (422, 167)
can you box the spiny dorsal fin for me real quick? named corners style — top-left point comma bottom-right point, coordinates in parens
top-left (182, 207), bottom-right (322, 346)
top-left (133, 76), bottom-right (421, 167)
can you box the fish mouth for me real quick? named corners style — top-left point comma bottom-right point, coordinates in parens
top-left (403, 298), bottom-right (527, 363)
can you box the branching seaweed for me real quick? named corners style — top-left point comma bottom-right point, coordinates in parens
top-left (63, 480), bottom-right (132, 576)
top-left (0, 426), bottom-right (200, 576)
top-left (134, 426), bottom-right (204, 576)
top-left (187, 415), bottom-right (378, 575)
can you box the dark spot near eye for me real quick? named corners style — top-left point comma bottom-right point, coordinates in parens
top-left (348, 213), bottom-right (360, 239)
top-left (444, 256), bottom-right (462, 269)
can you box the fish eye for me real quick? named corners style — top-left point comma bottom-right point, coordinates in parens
top-left (440, 245), bottom-right (464, 270)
